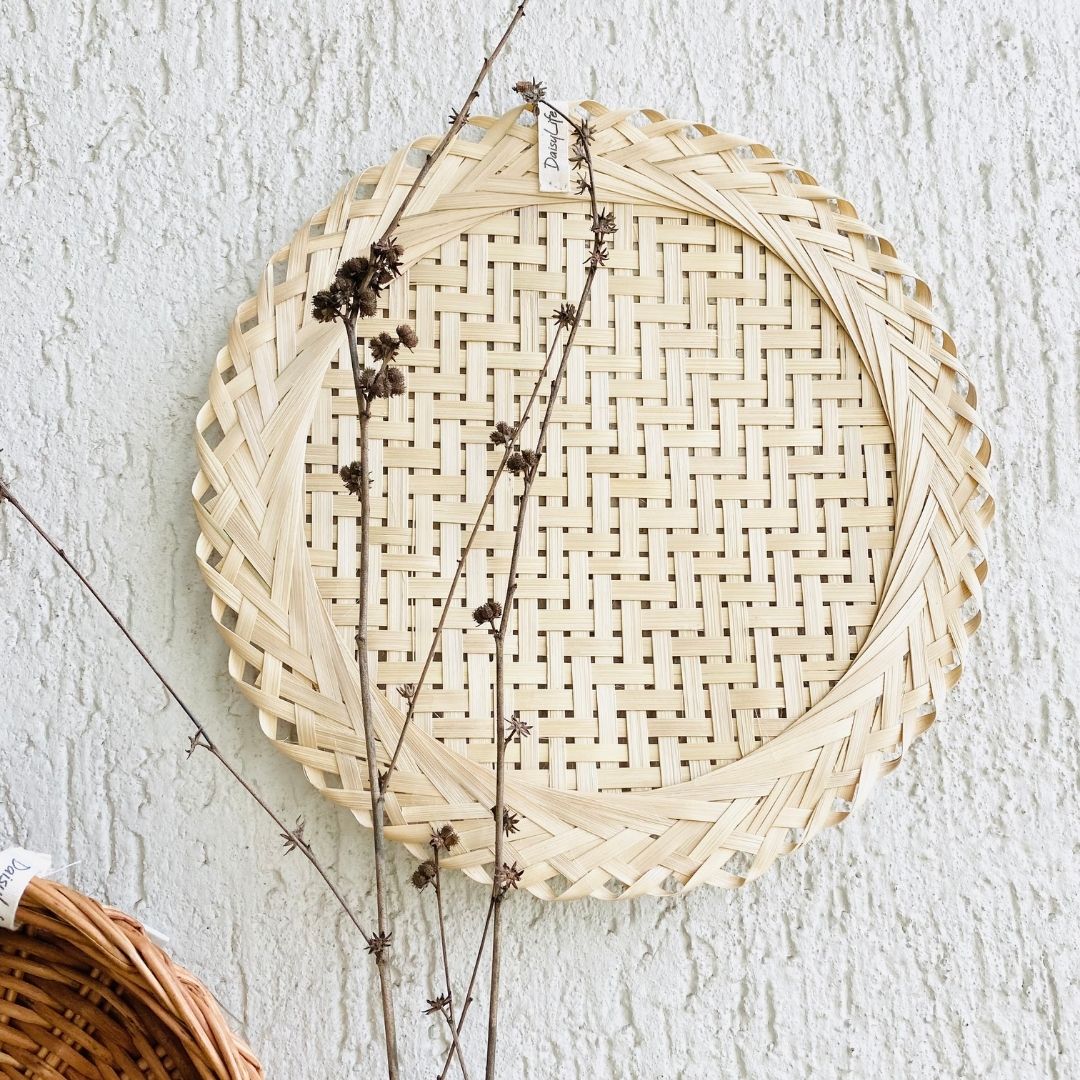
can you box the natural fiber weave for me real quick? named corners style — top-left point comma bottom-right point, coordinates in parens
top-left (0, 877), bottom-right (262, 1078)
top-left (193, 103), bottom-right (993, 899)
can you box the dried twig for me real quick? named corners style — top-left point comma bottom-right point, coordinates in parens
top-left (435, 896), bottom-right (497, 1080)
top-left (334, 1), bottom-right (530, 314)
top-left (5, 31), bottom-right (604, 1080)
top-left (433, 871), bottom-right (470, 1079)
top-left (312, 7), bottom-right (532, 1076)
top-left (0, 478), bottom-right (367, 937)
top-left (483, 97), bottom-right (607, 1080)
top-left (381, 320), bottom-right (568, 789)
top-left (355, 322), bottom-right (403, 1076)
top-left (379, 2), bottom-right (530, 244)
top-left (428, 828), bottom-right (470, 1079)
top-left (315, 272), bottom-right (414, 1078)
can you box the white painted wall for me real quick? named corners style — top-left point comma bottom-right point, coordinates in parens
top-left (2, 2), bottom-right (1077, 1077)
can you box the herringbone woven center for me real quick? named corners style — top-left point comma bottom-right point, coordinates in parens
top-left (304, 204), bottom-right (895, 794)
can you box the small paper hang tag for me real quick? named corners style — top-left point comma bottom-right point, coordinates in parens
top-left (0, 847), bottom-right (51, 930)
top-left (537, 101), bottom-right (571, 193)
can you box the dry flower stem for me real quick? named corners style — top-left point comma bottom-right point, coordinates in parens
top-left (485, 102), bottom-right (603, 1080)
top-left (483, 272), bottom-right (596, 1079)
top-left (346, 328), bottom-right (401, 1080)
top-left (340, 7), bottom-right (532, 1074)
top-left (345, 1), bottom-right (530, 314)
top-left (436, 896), bottom-right (497, 1080)
top-left (0, 478), bottom-right (367, 938)
top-left (378, 2), bottom-right (529, 244)
top-left (381, 321), bottom-right (567, 788)
top-left (433, 850), bottom-right (470, 1080)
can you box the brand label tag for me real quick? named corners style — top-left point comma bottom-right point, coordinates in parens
top-left (538, 101), bottom-right (571, 193)
top-left (0, 847), bottom-right (51, 930)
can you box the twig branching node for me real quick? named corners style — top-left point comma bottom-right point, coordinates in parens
top-left (411, 859), bottom-right (438, 891)
top-left (185, 731), bottom-right (210, 758)
top-left (506, 449), bottom-right (540, 478)
top-left (280, 815), bottom-right (309, 856)
top-left (365, 930), bottom-right (394, 958)
top-left (512, 78), bottom-right (546, 104)
top-left (472, 600), bottom-right (503, 629)
top-left (493, 862), bottom-right (523, 896)
top-left (554, 303), bottom-right (577, 330)
top-left (340, 461), bottom-right (368, 497)
top-left (594, 208), bottom-right (617, 235)
top-left (505, 714), bottom-right (532, 742)
top-left (430, 824), bottom-right (461, 852)
top-left (492, 806), bottom-right (521, 836)
top-left (424, 994), bottom-right (452, 1016)
top-left (489, 421), bottom-right (516, 447)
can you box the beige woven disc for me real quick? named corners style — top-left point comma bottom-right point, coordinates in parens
top-left (193, 103), bottom-right (992, 899)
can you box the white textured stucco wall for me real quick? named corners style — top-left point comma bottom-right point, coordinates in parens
top-left (2, 2), bottom-right (1078, 1077)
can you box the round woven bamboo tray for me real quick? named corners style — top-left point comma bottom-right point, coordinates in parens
top-left (193, 102), bottom-right (993, 899)
top-left (0, 877), bottom-right (262, 1078)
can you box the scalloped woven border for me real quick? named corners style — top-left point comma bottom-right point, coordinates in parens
top-left (192, 103), bottom-right (993, 900)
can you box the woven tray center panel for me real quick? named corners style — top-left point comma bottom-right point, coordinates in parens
top-left (304, 202), bottom-right (896, 794)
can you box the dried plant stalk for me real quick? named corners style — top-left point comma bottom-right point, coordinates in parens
top-left (436, 898), bottom-right (496, 1080)
top-left (398, 100), bottom-right (605, 1078)
top-left (1, 11), bottom-right (535, 1078)
top-left (352, 328), bottom-right (401, 1074)
top-left (3, 17), bottom-right (622, 1080)
top-left (382, 319), bottom-right (568, 788)
top-left (321, 7), bottom-right (533, 1077)
top-left (408, 837), bottom-right (471, 1079)
top-left (483, 99), bottom-right (606, 1080)
top-left (0, 478), bottom-right (366, 938)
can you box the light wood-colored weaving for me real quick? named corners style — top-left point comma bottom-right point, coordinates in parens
top-left (193, 103), bottom-right (993, 899)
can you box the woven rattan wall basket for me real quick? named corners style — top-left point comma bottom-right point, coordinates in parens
top-left (0, 877), bottom-right (262, 1078)
top-left (193, 102), bottom-right (992, 900)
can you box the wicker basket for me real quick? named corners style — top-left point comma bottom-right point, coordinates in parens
top-left (0, 876), bottom-right (262, 1079)
top-left (193, 101), bottom-right (992, 899)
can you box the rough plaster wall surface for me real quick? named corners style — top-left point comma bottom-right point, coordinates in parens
top-left (1, 1), bottom-right (1077, 1077)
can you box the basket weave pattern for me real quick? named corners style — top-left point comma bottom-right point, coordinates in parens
top-left (317, 207), bottom-right (896, 790)
top-left (193, 103), bottom-right (992, 899)
top-left (0, 878), bottom-right (262, 1078)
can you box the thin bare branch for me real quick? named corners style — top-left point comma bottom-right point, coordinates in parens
top-left (436, 896), bottom-right (497, 1080)
top-left (335, 7), bottom-right (532, 1075)
top-left (381, 322), bottom-right (566, 788)
top-left (433, 850), bottom-right (470, 1080)
top-left (0, 478), bottom-right (367, 939)
top-left (346, 323), bottom-right (401, 1079)
top-left (378, 2), bottom-right (530, 245)
top-left (484, 100), bottom-right (605, 1080)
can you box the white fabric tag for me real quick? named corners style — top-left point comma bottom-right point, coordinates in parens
top-left (0, 847), bottom-right (51, 930)
top-left (537, 101), bottom-right (571, 193)
top-left (143, 922), bottom-right (171, 948)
